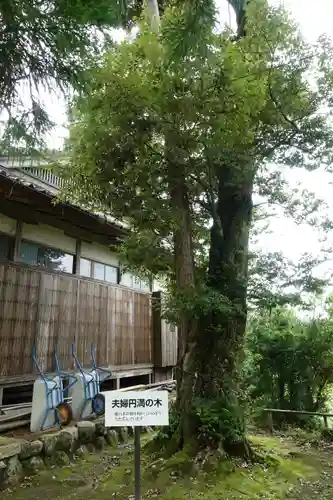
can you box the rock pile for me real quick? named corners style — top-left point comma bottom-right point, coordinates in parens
top-left (0, 419), bottom-right (135, 489)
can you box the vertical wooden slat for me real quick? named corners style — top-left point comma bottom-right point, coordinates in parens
top-left (109, 287), bottom-right (117, 365)
top-left (0, 262), bottom-right (155, 380)
top-left (152, 291), bottom-right (177, 367)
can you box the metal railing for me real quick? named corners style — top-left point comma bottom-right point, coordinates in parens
top-left (19, 166), bottom-right (64, 189)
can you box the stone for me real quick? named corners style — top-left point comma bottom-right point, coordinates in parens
top-left (22, 456), bottom-right (45, 475)
top-left (56, 427), bottom-right (78, 453)
top-left (94, 436), bottom-right (105, 451)
top-left (76, 421), bottom-right (96, 443)
top-left (75, 445), bottom-right (88, 459)
top-left (0, 440), bottom-right (23, 461)
top-left (6, 455), bottom-right (23, 485)
top-left (0, 436), bottom-right (24, 447)
top-left (45, 451), bottom-right (70, 467)
top-left (105, 430), bottom-right (118, 448)
top-left (86, 443), bottom-right (95, 453)
top-left (95, 421), bottom-right (106, 437)
top-left (40, 433), bottom-right (60, 457)
top-left (0, 461), bottom-right (6, 485)
top-left (118, 427), bottom-right (129, 443)
top-left (19, 440), bottom-right (43, 460)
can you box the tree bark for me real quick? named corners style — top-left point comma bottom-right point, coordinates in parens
top-left (166, 146), bottom-right (197, 447)
top-left (193, 163), bottom-right (253, 455)
top-left (145, 0), bottom-right (160, 32)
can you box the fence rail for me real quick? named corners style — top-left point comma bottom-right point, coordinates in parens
top-left (263, 408), bottom-right (333, 432)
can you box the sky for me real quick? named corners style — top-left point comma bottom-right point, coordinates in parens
top-left (45, 0), bottom-right (333, 272)
top-left (216, 0), bottom-right (333, 269)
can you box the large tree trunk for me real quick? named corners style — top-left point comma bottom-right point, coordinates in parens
top-left (166, 147), bottom-right (198, 447)
top-left (192, 164), bottom-right (253, 455)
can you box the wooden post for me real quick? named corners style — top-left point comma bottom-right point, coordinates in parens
top-left (134, 426), bottom-right (141, 500)
top-left (267, 411), bottom-right (274, 434)
top-left (324, 416), bottom-right (328, 428)
top-left (74, 240), bottom-right (81, 275)
top-left (13, 220), bottom-right (22, 262)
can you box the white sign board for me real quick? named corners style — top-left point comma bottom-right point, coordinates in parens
top-left (104, 390), bottom-right (169, 427)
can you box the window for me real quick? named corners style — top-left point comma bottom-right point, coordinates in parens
top-left (20, 242), bottom-right (38, 266)
top-left (133, 276), bottom-right (141, 289)
top-left (93, 262), bottom-right (105, 281)
top-left (0, 233), bottom-right (13, 261)
top-left (105, 265), bottom-right (118, 284)
top-left (80, 258), bottom-right (91, 278)
top-left (79, 257), bottom-right (119, 284)
top-left (133, 276), bottom-right (151, 291)
top-left (19, 241), bottom-right (74, 274)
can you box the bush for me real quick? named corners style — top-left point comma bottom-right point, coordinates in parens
top-left (244, 308), bottom-right (333, 427)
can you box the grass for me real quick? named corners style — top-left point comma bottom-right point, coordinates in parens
top-left (3, 432), bottom-right (333, 500)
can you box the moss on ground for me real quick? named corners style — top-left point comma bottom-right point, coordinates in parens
top-left (2, 433), bottom-right (333, 499)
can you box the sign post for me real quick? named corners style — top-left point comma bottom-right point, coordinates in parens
top-left (104, 390), bottom-right (169, 500)
top-left (134, 426), bottom-right (141, 500)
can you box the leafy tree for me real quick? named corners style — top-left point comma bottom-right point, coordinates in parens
top-left (62, 0), bottom-right (333, 456)
top-left (248, 250), bottom-right (329, 311)
top-left (0, 0), bottom-right (135, 153)
top-left (246, 308), bottom-right (333, 425)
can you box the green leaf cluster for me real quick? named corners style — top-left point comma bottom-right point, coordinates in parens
top-left (245, 308), bottom-right (333, 422)
top-left (0, 0), bottom-right (132, 154)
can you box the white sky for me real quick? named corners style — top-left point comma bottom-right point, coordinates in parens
top-left (45, 0), bottom-right (333, 273)
top-left (217, 0), bottom-right (333, 271)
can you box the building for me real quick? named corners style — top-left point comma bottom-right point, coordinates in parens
top-left (0, 157), bottom-right (177, 405)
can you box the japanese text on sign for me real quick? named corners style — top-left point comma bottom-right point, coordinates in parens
top-left (104, 390), bottom-right (169, 427)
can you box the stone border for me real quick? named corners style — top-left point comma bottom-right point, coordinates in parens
top-left (0, 420), bottom-right (146, 489)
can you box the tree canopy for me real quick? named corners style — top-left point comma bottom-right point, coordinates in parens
top-left (60, 0), bottom-right (333, 455)
top-left (63, 0), bottom-right (333, 302)
top-left (0, 0), bottom-right (136, 152)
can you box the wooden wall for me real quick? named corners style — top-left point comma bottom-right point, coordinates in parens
top-left (0, 262), bottom-right (152, 379)
top-left (152, 291), bottom-right (177, 368)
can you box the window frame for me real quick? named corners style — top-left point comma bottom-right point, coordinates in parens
top-left (79, 257), bottom-right (120, 285)
top-left (19, 239), bottom-right (75, 274)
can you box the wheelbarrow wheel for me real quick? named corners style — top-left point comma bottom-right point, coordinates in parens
top-left (56, 402), bottom-right (73, 426)
top-left (92, 393), bottom-right (105, 416)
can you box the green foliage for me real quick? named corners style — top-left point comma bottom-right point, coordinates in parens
top-left (245, 308), bottom-right (333, 425)
top-left (0, 0), bottom-right (128, 153)
top-left (63, 1), bottom-right (333, 311)
top-left (248, 251), bottom-right (329, 310)
top-left (164, 285), bottom-right (236, 325)
top-left (193, 397), bottom-right (245, 450)
top-left (154, 397), bottom-right (246, 452)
